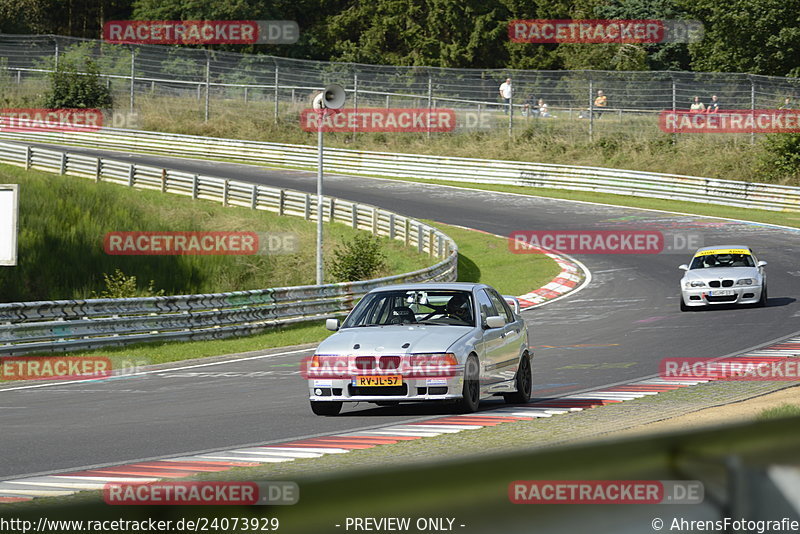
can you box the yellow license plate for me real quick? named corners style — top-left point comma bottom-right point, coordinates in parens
top-left (354, 375), bottom-right (403, 387)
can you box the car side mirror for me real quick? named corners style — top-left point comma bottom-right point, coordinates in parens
top-left (503, 295), bottom-right (521, 315)
top-left (757, 261), bottom-right (767, 267)
top-left (325, 318), bottom-right (340, 331)
top-left (678, 264), bottom-right (689, 271)
top-left (485, 315), bottom-right (505, 329)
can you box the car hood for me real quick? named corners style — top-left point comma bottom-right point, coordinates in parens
top-left (683, 266), bottom-right (760, 281)
top-left (316, 325), bottom-right (472, 355)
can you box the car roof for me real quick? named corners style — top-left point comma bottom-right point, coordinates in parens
top-left (368, 282), bottom-right (487, 292)
top-left (693, 245), bottom-right (753, 254)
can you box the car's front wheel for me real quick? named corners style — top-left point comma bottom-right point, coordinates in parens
top-left (680, 295), bottom-right (689, 312)
top-left (453, 355), bottom-right (480, 413)
top-left (310, 401), bottom-right (342, 416)
top-left (504, 354), bottom-right (532, 404)
top-left (757, 284), bottom-right (768, 307)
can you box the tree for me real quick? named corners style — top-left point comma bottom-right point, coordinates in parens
top-left (43, 58), bottom-right (113, 109)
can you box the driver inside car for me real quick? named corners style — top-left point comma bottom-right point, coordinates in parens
top-left (446, 294), bottom-right (473, 324)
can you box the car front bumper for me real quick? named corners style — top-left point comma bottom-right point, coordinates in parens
top-left (681, 285), bottom-right (762, 307)
top-left (308, 375), bottom-right (464, 402)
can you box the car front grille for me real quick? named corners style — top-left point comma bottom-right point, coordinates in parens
top-left (706, 294), bottom-right (737, 303)
top-left (708, 280), bottom-right (734, 288)
top-left (349, 384), bottom-right (408, 396)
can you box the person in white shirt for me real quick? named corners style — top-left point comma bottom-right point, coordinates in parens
top-left (499, 78), bottom-right (512, 114)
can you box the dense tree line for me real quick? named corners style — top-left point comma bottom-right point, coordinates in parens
top-left (0, 0), bottom-right (797, 76)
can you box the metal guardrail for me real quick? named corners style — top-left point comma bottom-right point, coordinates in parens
top-left (0, 141), bottom-right (458, 356)
top-left (1, 127), bottom-right (798, 212)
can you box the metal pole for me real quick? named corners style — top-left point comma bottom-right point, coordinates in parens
top-left (273, 65), bottom-right (279, 123)
top-left (589, 79), bottom-right (594, 142)
top-left (672, 79), bottom-right (677, 144)
top-left (129, 48), bottom-right (135, 113)
top-left (353, 73), bottom-right (358, 138)
top-left (750, 78), bottom-right (755, 145)
top-left (508, 86), bottom-right (513, 137)
top-left (204, 53), bottom-right (210, 122)
top-left (427, 75), bottom-right (432, 139)
top-left (316, 116), bottom-right (325, 285)
top-left (54, 40), bottom-right (59, 70)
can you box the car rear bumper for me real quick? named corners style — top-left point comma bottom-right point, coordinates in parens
top-left (681, 285), bottom-right (762, 307)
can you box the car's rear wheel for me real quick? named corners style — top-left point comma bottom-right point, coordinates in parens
top-left (310, 401), bottom-right (342, 416)
top-left (454, 356), bottom-right (480, 413)
top-left (504, 354), bottom-right (532, 404)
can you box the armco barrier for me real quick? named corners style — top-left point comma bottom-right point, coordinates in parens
top-left (0, 141), bottom-right (457, 356)
top-left (0, 127), bottom-right (797, 212)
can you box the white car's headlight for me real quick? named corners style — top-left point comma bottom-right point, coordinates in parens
top-left (684, 280), bottom-right (706, 288)
top-left (736, 278), bottom-right (754, 285)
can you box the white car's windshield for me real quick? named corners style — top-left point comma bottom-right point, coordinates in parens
top-left (689, 253), bottom-right (755, 269)
top-left (342, 290), bottom-right (475, 327)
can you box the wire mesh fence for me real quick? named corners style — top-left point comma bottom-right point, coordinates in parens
top-left (2, 34), bottom-right (800, 140)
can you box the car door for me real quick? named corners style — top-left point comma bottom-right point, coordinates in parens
top-left (475, 289), bottom-right (507, 386)
top-left (486, 289), bottom-right (523, 386)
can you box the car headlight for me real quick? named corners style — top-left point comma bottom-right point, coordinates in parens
top-left (736, 278), bottom-right (754, 285)
top-left (684, 280), bottom-right (706, 288)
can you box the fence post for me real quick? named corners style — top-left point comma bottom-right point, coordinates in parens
top-left (508, 88), bottom-right (513, 137)
top-left (273, 65), bottom-right (279, 123)
top-left (222, 179), bottom-right (229, 207)
top-left (427, 75), bottom-right (433, 139)
top-left (54, 39), bottom-right (59, 70)
top-left (353, 72), bottom-right (359, 138)
top-left (95, 157), bottom-right (101, 182)
top-left (192, 174), bottom-right (199, 199)
top-left (24, 146), bottom-right (31, 170)
top-left (251, 184), bottom-right (258, 209)
top-left (671, 78), bottom-right (677, 144)
top-left (129, 47), bottom-right (135, 114)
top-left (304, 193), bottom-right (311, 220)
top-left (588, 79), bottom-right (594, 142)
top-left (161, 169), bottom-right (167, 193)
top-left (372, 208), bottom-right (378, 234)
top-left (351, 204), bottom-right (358, 229)
top-left (59, 153), bottom-right (66, 175)
top-left (389, 213), bottom-right (395, 240)
top-left (128, 164), bottom-right (135, 187)
top-left (750, 77), bottom-right (755, 145)
top-left (204, 53), bottom-right (211, 122)
top-left (417, 225), bottom-right (424, 253)
top-left (278, 189), bottom-right (285, 215)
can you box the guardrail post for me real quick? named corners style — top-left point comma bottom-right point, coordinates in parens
top-left (128, 164), bottom-right (135, 186)
top-left (24, 146), bottom-right (31, 170)
top-left (251, 184), bottom-right (258, 209)
top-left (192, 174), bottom-right (199, 199)
top-left (404, 218), bottom-right (410, 246)
top-left (304, 193), bottom-right (311, 220)
top-left (372, 208), bottom-right (378, 235)
top-left (59, 153), bottom-right (66, 175)
top-left (95, 158), bottom-right (102, 182)
top-left (160, 169), bottom-right (167, 193)
top-left (389, 213), bottom-right (395, 240)
top-left (273, 65), bottom-right (279, 123)
top-left (222, 179), bottom-right (229, 207)
top-left (437, 235), bottom-right (443, 258)
top-left (351, 204), bottom-right (358, 229)
top-left (278, 189), bottom-right (285, 215)
top-left (329, 198), bottom-right (336, 222)
top-left (428, 229), bottom-right (435, 257)
top-left (417, 225), bottom-right (424, 253)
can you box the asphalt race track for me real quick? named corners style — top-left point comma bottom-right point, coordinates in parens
top-left (1, 142), bottom-right (799, 479)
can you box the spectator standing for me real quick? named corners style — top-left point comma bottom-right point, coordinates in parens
top-left (779, 96), bottom-right (794, 109)
top-left (593, 90), bottom-right (607, 118)
top-left (499, 78), bottom-right (512, 114)
top-left (706, 94), bottom-right (720, 113)
top-left (690, 96), bottom-right (705, 113)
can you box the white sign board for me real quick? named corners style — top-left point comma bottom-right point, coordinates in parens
top-left (0, 184), bottom-right (19, 266)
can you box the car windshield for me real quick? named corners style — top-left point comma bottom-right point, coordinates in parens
top-left (341, 289), bottom-right (475, 328)
top-left (689, 253), bottom-right (755, 269)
